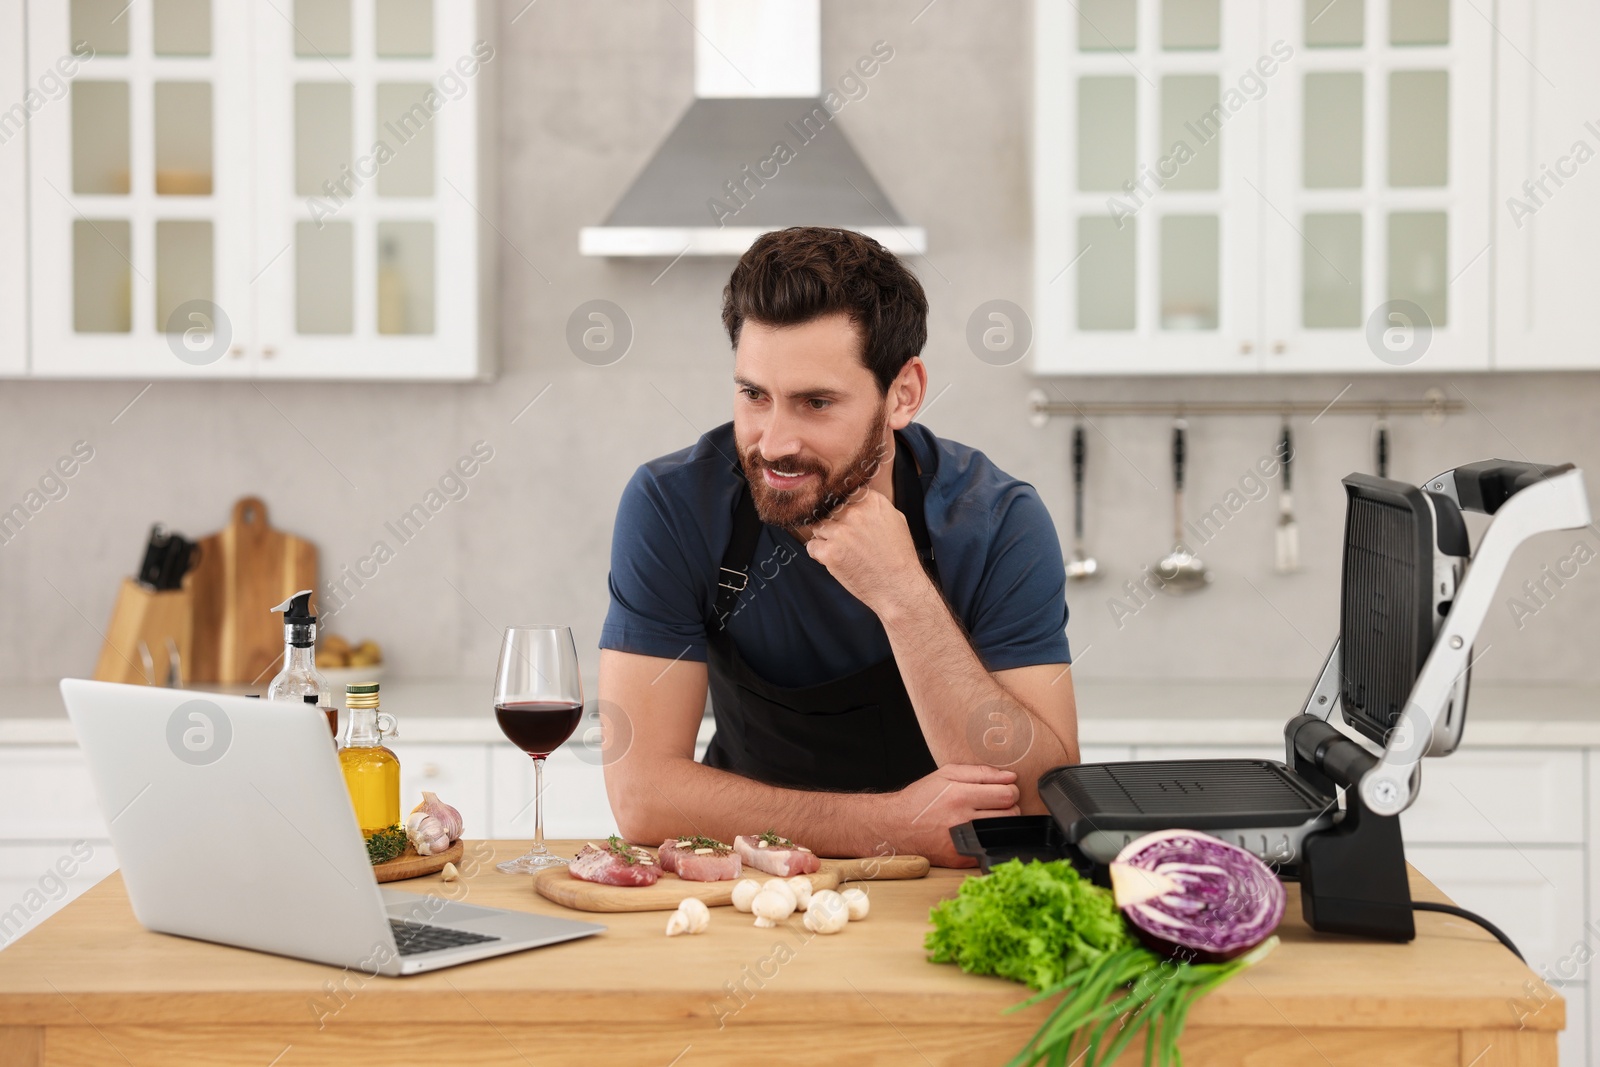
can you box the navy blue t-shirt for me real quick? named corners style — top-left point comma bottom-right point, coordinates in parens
top-left (600, 422), bottom-right (1071, 688)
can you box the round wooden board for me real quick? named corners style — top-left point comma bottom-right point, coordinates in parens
top-left (532, 850), bottom-right (930, 912)
top-left (373, 838), bottom-right (464, 883)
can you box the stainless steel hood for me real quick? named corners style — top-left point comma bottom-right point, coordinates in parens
top-left (579, 0), bottom-right (926, 257)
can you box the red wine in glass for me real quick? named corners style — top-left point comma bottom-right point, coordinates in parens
top-left (494, 700), bottom-right (583, 758)
top-left (493, 625), bottom-right (584, 874)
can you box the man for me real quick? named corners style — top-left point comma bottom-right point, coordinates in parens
top-left (599, 227), bottom-right (1079, 867)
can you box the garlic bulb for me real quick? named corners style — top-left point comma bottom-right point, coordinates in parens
top-left (841, 886), bottom-right (870, 921)
top-left (411, 792), bottom-right (463, 840)
top-left (405, 810), bottom-right (451, 856)
top-left (803, 890), bottom-right (849, 934)
top-left (730, 879), bottom-right (762, 913)
top-left (751, 888), bottom-right (796, 927)
top-left (785, 875), bottom-right (814, 911)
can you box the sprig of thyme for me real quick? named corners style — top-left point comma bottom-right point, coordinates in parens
top-left (366, 824), bottom-right (407, 865)
top-left (605, 834), bottom-right (642, 865)
top-left (758, 829), bottom-right (795, 848)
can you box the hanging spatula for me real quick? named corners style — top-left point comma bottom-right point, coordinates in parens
top-left (1275, 422), bottom-right (1299, 574)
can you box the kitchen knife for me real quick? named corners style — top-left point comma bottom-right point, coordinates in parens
top-left (1275, 423), bottom-right (1299, 574)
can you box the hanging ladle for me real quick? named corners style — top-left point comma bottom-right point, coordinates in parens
top-left (1155, 418), bottom-right (1212, 594)
top-left (1066, 423), bottom-right (1099, 581)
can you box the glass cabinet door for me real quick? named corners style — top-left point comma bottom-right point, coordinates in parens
top-left (250, 0), bottom-right (485, 379)
top-left (0, 0), bottom-right (26, 375)
top-left (1034, 0), bottom-right (1263, 374)
top-left (27, 0), bottom-right (253, 376)
top-left (1260, 0), bottom-right (1490, 371)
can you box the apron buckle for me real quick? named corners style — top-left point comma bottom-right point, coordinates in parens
top-left (718, 567), bottom-right (749, 592)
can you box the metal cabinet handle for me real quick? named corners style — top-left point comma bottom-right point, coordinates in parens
top-left (1239, 340), bottom-right (1254, 355)
top-left (1272, 340), bottom-right (1287, 355)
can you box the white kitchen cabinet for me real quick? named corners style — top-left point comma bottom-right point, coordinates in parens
top-left (0, 0), bottom-right (29, 376)
top-left (1492, 0), bottom-right (1600, 371)
top-left (1258, 0), bottom-right (1492, 372)
top-left (0, 746), bottom-right (108, 840)
top-left (1034, 0), bottom-right (1492, 375)
top-left (1406, 845), bottom-right (1588, 987)
top-left (1033, 0), bottom-right (1263, 374)
top-left (1400, 749), bottom-right (1585, 846)
top-left (24, 0), bottom-right (494, 380)
top-left (489, 742), bottom-right (620, 843)
top-left (389, 741), bottom-right (489, 842)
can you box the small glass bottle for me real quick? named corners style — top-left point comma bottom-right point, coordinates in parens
top-left (339, 682), bottom-right (400, 835)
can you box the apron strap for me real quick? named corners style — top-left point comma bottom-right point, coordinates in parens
top-left (713, 431), bottom-right (935, 626)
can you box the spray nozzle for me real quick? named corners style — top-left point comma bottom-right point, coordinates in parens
top-left (270, 589), bottom-right (316, 621)
top-left (271, 590), bottom-right (317, 648)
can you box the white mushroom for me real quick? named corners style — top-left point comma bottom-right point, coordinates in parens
top-left (761, 877), bottom-right (798, 910)
top-left (750, 888), bottom-right (796, 928)
top-left (785, 875), bottom-right (815, 911)
top-left (841, 886), bottom-right (870, 921)
top-left (665, 897), bottom-right (710, 936)
top-left (803, 889), bottom-right (849, 934)
top-left (730, 878), bottom-right (762, 913)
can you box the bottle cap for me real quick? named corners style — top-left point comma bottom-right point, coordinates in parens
top-left (346, 681), bottom-right (381, 709)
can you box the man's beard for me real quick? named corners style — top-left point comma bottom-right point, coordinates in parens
top-left (738, 402), bottom-right (891, 530)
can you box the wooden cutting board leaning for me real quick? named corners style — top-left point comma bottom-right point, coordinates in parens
top-left (533, 852), bottom-right (931, 912)
top-left (186, 496), bottom-right (319, 685)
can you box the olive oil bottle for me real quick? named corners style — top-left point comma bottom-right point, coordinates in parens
top-left (339, 682), bottom-right (400, 835)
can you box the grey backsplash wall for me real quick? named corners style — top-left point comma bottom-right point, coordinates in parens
top-left (2, 0), bottom-right (1597, 690)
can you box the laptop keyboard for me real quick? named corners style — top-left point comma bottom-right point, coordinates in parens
top-left (390, 919), bottom-right (502, 957)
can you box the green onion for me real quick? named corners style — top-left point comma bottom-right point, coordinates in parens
top-left (927, 859), bottom-right (1278, 1066)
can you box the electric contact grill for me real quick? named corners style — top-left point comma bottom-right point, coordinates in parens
top-left (952, 460), bottom-right (1592, 941)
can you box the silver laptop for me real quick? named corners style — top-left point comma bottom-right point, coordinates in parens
top-left (60, 679), bottom-right (605, 975)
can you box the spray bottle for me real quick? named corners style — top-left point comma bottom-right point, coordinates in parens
top-left (266, 590), bottom-right (335, 738)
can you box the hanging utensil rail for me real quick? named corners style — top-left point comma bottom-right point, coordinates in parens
top-left (1027, 388), bottom-right (1463, 424)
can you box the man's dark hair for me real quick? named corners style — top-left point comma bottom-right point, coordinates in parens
top-left (721, 227), bottom-right (928, 393)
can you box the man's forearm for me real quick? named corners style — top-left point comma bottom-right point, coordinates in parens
top-left (876, 574), bottom-right (1073, 809)
top-left (614, 757), bottom-right (894, 858)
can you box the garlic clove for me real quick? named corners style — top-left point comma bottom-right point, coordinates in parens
top-left (671, 897), bottom-right (710, 934)
top-left (440, 862), bottom-right (459, 882)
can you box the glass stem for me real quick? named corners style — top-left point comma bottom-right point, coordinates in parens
top-left (530, 754), bottom-right (547, 855)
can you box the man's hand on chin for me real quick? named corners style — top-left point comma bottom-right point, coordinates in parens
top-left (875, 764), bottom-right (1022, 868)
top-left (804, 487), bottom-right (930, 615)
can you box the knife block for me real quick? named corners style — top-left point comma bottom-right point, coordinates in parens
top-left (93, 578), bottom-right (193, 686)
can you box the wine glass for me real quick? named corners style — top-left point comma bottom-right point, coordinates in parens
top-left (494, 625), bottom-right (584, 874)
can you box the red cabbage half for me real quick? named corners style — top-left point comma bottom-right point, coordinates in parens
top-left (1109, 829), bottom-right (1286, 963)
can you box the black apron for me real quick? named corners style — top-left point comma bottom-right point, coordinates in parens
top-left (701, 430), bottom-right (940, 793)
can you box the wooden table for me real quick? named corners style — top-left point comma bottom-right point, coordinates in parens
top-left (0, 841), bottom-right (1563, 1066)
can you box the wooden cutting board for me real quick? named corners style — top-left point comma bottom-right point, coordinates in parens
top-left (373, 839), bottom-right (465, 884)
top-left (186, 496), bottom-right (318, 685)
top-left (532, 851), bottom-right (930, 913)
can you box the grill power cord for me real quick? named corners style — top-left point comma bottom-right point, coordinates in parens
top-left (1412, 901), bottom-right (1525, 963)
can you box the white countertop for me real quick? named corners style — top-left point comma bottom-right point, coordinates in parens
top-left (7, 677), bottom-right (1599, 748)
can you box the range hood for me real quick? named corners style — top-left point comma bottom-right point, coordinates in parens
top-left (579, 0), bottom-right (926, 257)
